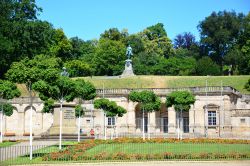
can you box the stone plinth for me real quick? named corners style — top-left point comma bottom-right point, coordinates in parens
top-left (121, 59), bottom-right (135, 77)
top-left (49, 103), bottom-right (77, 135)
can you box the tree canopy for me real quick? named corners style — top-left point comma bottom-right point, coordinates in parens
top-left (166, 91), bottom-right (195, 112)
top-left (94, 98), bottom-right (126, 117)
top-left (0, 79), bottom-right (21, 116)
top-left (129, 90), bottom-right (161, 112)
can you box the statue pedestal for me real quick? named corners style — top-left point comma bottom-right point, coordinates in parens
top-left (121, 59), bottom-right (135, 77)
top-left (49, 103), bottom-right (77, 135)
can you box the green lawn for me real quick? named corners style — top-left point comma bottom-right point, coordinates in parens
top-left (84, 143), bottom-right (250, 156)
top-left (0, 141), bottom-right (18, 147)
top-left (81, 75), bottom-right (250, 94)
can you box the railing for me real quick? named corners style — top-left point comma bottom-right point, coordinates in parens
top-left (0, 86), bottom-right (241, 104)
top-left (1, 139), bottom-right (250, 165)
top-left (96, 86), bottom-right (241, 96)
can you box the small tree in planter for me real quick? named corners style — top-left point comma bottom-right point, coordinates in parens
top-left (5, 55), bottom-right (61, 159)
top-left (129, 90), bottom-right (161, 140)
top-left (32, 75), bottom-right (77, 149)
top-left (0, 80), bottom-right (21, 143)
top-left (94, 98), bottom-right (126, 140)
top-left (166, 91), bottom-right (195, 139)
top-left (74, 79), bottom-right (96, 142)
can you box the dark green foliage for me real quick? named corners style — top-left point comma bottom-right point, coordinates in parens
top-left (74, 79), bottom-right (96, 100)
top-left (92, 39), bottom-right (126, 76)
top-left (75, 104), bottom-right (85, 117)
top-left (0, 103), bottom-right (14, 117)
top-left (42, 98), bottom-right (54, 113)
top-left (65, 60), bottom-right (93, 77)
top-left (129, 90), bottom-right (161, 112)
top-left (245, 79), bottom-right (250, 91)
top-left (6, 55), bottom-right (62, 84)
top-left (100, 28), bottom-right (127, 41)
top-left (198, 11), bottom-right (245, 65)
top-left (0, 80), bottom-right (21, 100)
top-left (32, 76), bottom-right (76, 102)
top-left (196, 57), bottom-right (221, 76)
top-left (166, 91), bottom-right (195, 112)
top-left (94, 98), bottom-right (126, 117)
top-left (146, 23), bottom-right (167, 39)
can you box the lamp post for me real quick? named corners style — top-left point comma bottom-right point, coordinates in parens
top-left (27, 80), bottom-right (33, 160)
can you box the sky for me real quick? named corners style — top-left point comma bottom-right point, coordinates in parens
top-left (36, 0), bottom-right (250, 41)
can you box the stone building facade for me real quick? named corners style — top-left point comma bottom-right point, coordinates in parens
top-left (1, 86), bottom-right (250, 139)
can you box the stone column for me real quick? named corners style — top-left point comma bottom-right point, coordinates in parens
top-left (168, 107), bottom-right (176, 134)
top-left (148, 111), bottom-right (156, 136)
top-left (126, 100), bottom-right (136, 134)
top-left (223, 95), bottom-right (233, 136)
top-left (18, 110), bottom-right (25, 136)
top-left (189, 105), bottom-right (194, 134)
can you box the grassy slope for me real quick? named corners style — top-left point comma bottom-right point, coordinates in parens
top-left (84, 143), bottom-right (250, 155)
top-left (80, 75), bottom-right (250, 94)
top-left (17, 75), bottom-right (250, 96)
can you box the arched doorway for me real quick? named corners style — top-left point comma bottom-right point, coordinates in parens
top-left (5, 107), bottom-right (18, 133)
top-left (24, 106), bottom-right (37, 134)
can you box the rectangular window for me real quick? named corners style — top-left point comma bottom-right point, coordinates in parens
top-left (107, 117), bottom-right (115, 126)
top-left (240, 118), bottom-right (245, 124)
top-left (208, 111), bottom-right (216, 126)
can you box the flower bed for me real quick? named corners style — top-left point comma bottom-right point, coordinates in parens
top-left (42, 138), bottom-right (250, 161)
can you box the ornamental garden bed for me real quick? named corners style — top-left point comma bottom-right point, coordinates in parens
top-left (42, 138), bottom-right (250, 161)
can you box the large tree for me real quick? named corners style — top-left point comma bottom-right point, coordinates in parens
top-left (129, 90), bottom-right (161, 139)
top-left (166, 91), bottom-right (195, 139)
top-left (0, 0), bottom-right (58, 78)
top-left (92, 39), bottom-right (126, 76)
top-left (174, 32), bottom-right (197, 50)
top-left (5, 55), bottom-right (62, 158)
top-left (198, 11), bottom-right (245, 66)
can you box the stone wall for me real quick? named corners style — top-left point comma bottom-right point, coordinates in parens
top-left (1, 87), bottom-right (250, 139)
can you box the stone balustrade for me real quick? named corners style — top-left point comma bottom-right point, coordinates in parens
top-left (96, 86), bottom-right (241, 97)
top-left (0, 86), bottom-right (241, 104)
top-left (231, 109), bottom-right (250, 117)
